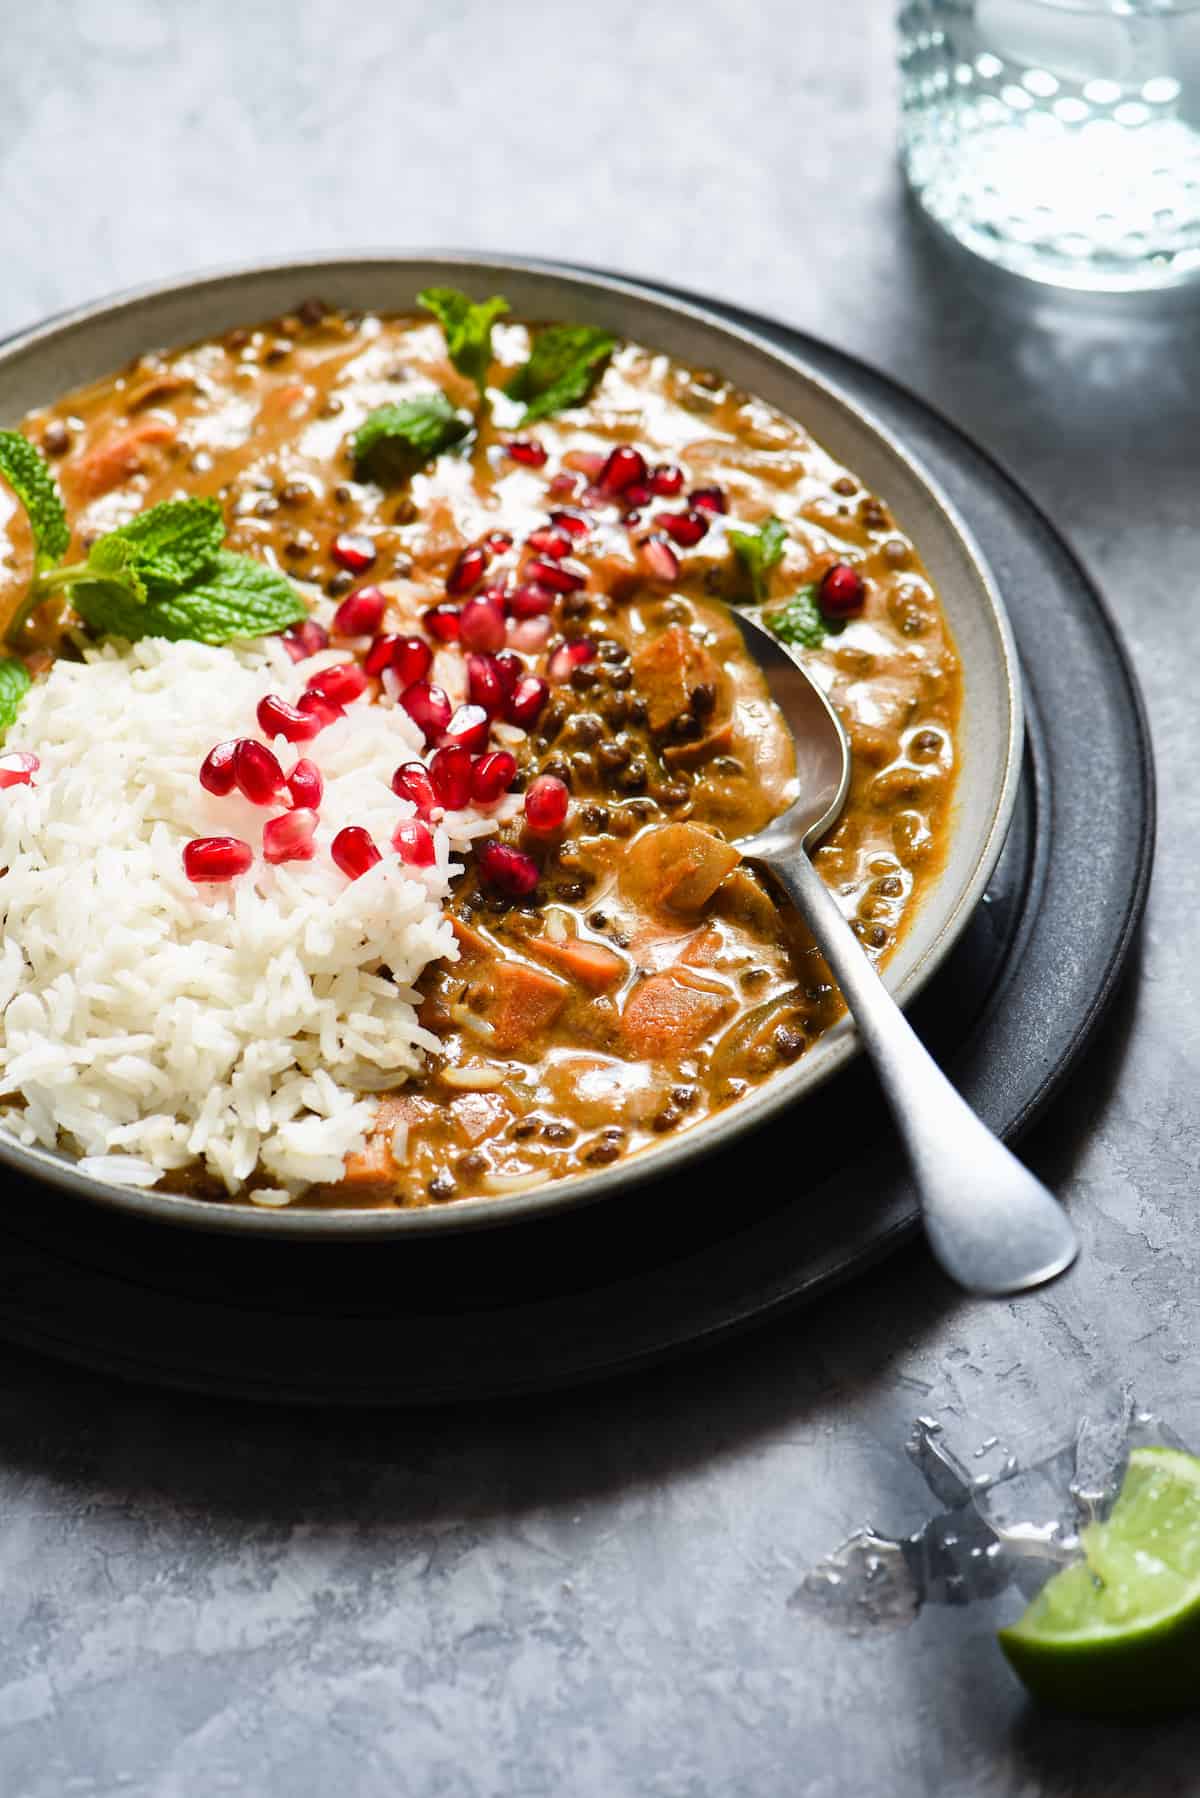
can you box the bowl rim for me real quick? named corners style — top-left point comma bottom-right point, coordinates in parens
top-left (0, 251), bottom-right (1024, 1238)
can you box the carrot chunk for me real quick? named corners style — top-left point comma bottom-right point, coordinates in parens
top-left (342, 1095), bottom-right (422, 1186)
top-left (66, 418), bottom-right (177, 503)
top-left (529, 935), bottom-right (626, 991)
top-left (470, 959), bottom-right (569, 1053)
top-left (620, 970), bottom-right (735, 1059)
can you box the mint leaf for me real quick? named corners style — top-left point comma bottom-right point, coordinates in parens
top-left (729, 514), bottom-right (787, 601)
top-left (351, 393), bottom-right (470, 484)
top-left (70, 551), bottom-right (305, 646)
top-left (0, 657), bottom-right (31, 739)
top-left (84, 535), bottom-right (148, 605)
top-left (768, 586), bottom-right (826, 650)
top-left (0, 431), bottom-right (69, 568)
top-left (89, 497), bottom-right (223, 592)
top-left (419, 286), bottom-right (510, 402)
top-left (506, 325), bottom-right (615, 423)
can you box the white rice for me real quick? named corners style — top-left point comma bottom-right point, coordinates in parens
top-left (0, 635), bottom-right (518, 1197)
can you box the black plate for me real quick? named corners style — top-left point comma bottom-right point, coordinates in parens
top-left (0, 287), bottom-right (1153, 1405)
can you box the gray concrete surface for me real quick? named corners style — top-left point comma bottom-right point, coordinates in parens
top-left (0, 2), bottom-right (1197, 1792)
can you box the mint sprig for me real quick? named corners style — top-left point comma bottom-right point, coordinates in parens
top-left (729, 514), bottom-right (787, 602)
top-left (351, 393), bottom-right (470, 485)
top-left (419, 286), bottom-right (510, 403)
top-left (0, 430), bottom-right (69, 568)
top-left (505, 324), bottom-right (615, 424)
top-left (768, 586), bottom-right (827, 650)
top-left (0, 657), bottom-right (31, 739)
top-left (69, 550), bottom-right (305, 646)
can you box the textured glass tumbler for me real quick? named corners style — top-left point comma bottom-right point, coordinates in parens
top-left (900, 0), bottom-right (1200, 290)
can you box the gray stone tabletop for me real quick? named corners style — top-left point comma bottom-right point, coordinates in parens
top-left (1, 2), bottom-right (1197, 1793)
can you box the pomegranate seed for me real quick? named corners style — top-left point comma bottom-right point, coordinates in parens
top-left (598, 445), bottom-right (647, 495)
top-left (549, 509), bottom-right (590, 541)
top-left (400, 680), bottom-right (452, 742)
top-left (331, 532), bottom-right (376, 574)
top-left (428, 745), bottom-right (474, 809)
top-left (257, 693), bottom-right (321, 743)
top-left (524, 774), bottom-right (569, 834)
top-left (441, 704), bottom-right (490, 755)
top-left (506, 438), bottom-right (548, 468)
top-left (548, 471), bottom-right (584, 498)
top-left (622, 482), bottom-right (651, 509)
top-left (508, 616), bottom-right (553, 653)
top-left (508, 581), bottom-right (557, 619)
top-left (526, 526), bottom-right (571, 560)
top-left (388, 636), bottom-right (434, 687)
top-left (563, 449), bottom-right (606, 478)
top-left (331, 825), bottom-right (381, 880)
top-left (393, 818), bottom-right (436, 866)
top-left (333, 585), bottom-right (386, 636)
top-left (484, 530), bottom-right (513, 555)
top-left (659, 509), bottom-right (709, 548)
top-left (306, 661), bottom-right (368, 705)
top-left (423, 602), bottom-right (461, 642)
top-left (446, 544), bottom-right (488, 596)
top-left (650, 463), bottom-right (685, 498)
top-left (263, 808), bottom-right (318, 865)
top-left (495, 651), bottom-right (522, 696)
top-left (637, 535), bottom-right (681, 584)
top-left (287, 758), bottom-right (324, 809)
top-left (296, 690), bottom-right (344, 729)
top-left (477, 840), bottom-right (539, 897)
top-left (689, 485), bottom-right (727, 515)
top-left (233, 739), bottom-right (285, 805)
top-left (199, 741), bottom-right (239, 796)
top-left (459, 594), bottom-right (506, 653)
top-left (505, 674), bottom-right (549, 729)
top-left (525, 556), bottom-right (585, 594)
top-left (467, 652), bottom-right (506, 716)
top-left (183, 836), bottom-right (253, 883)
top-left (365, 633), bottom-right (401, 677)
top-left (547, 637), bottom-right (596, 684)
top-left (392, 761), bottom-right (438, 817)
top-left (281, 618), bottom-right (329, 662)
top-left (0, 749), bottom-right (38, 790)
top-left (819, 562), bottom-right (866, 618)
top-left (471, 749), bottom-right (517, 804)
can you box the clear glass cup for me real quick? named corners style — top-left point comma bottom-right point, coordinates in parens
top-left (899, 0), bottom-right (1200, 290)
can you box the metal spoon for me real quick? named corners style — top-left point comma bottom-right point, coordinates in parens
top-left (729, 606), bottom-right (1078, 1297)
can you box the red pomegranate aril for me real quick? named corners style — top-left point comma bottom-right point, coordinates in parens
top-left (365, 633), bottom-right (401, 678)
top-left (622, 482), bottom-right (651, 509)
top-left (459, 594), bottom-right (507, 653)
top-left (650, 463), bottom-right (685, 498)
top-left (470, 749), bottom-right (517, 804)
top-left (257, 693), bottom-right (322, 743)
top-left (524, 774), bottom-right (570, 835)
top-left (508, 581), bottom-right (557, 619)
top-left (183, 836), bottom-right (253, 883)
top-left (392, 761), bottom-right (438, 817)
top-left (263, 808), bottom-right (318, 865)
top-left (389, 636), bottom-right (434, 687)
top-left (508, 616), bottom-right (552, 653)
top-left (659, 509), bottom-right (709, 548)
top-left (477, 840), bottom-right (539, 897)
top-left (199, 740), bottom-right (239, 796)
top-left (287, 758), bottom-right (324, 810)
top-left (296, 690), bottom-right (344, 729)
top-left (280, 618), bottom-right (329, 662)
top-left (0, 750), bottom-right (38, 788)
top-left (637, 535), bottom-right (681, 584)
top-left (446, 544), bottom-right (488, 597)
top-left (506, 438), bottom-right (548, 468)
top-left (441, 704), bottom-right (490, 756)
top-left (505, 673), bottom-right (549, 728)
top-left (689, 485), bottom-right (727, 515)
top-left (525, 526), bottom-right (571, 561)
top-left (598, 445), bottom-right (648, 496)
top-left (548, 471), bottom-right (583, 498)
top-left (819, 561), bottom-right (866, 618)
top-left (331, 532), bottom-right (376, 574)
top-left (562, 449), bottom-right (605, 478)
top-left (495, 651), bottom-right (522, 696)
top-left (467, 652), bottom-right (506, 716)
top-left (525, 556), bottom-right (585, 594)
top-left (428, 744), bottom-right (474, 809)
top-left (333, 585), bottom-right (386, 636)
top-left (484, 530), bottom-right (513, 556)
top-left (393, 817), bottom-right (436, 867)
top-left (547, 637), bottom-right (596, 685)
top-left (233, 738), bottom-right (285, 805)
top-left (306, 661), bottom-right (368, 706)
top-left (549, 509), bottom-right (589, 541)
top-left (400, 680), bottom-right (452, 742)
top-left (331, 825), bottom-right (381, 881)
top-left (423, 602), bottom-right (461, 643)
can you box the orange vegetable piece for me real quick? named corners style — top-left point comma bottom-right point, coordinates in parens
top-left (632, 624), bottom-right (724, 734)
top-left (620, 969), bottom-right (735, 1060)
top-left (342, 1095), bottom-right (422, 1187)
top-left (528, 934), bottom-right (625, 992)
top-left (675, 926), bottom-right (724, 968)
top-left (473, 959), bottom-right (569, 1053)
top-left (66, 418), bottom-right (177, 503)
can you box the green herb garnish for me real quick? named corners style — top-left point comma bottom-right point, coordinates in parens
top-left (351, 393), bottom-right (470, 485)
top-left (728, 514), bottom-right (788, 602)
top-left (505, 324), bottom-right (616, 424)
top-left (0, 430), bottom-right (70, 568)
top-left (767, 586), bottom-right (827, 650)
top-left (419, 286), bottom-right (510, 403)
top-left (66, 549), bottom-right (306, 647)
top-left (0, 657), bottom-right (31, 739)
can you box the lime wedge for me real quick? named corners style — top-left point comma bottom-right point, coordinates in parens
top-left (999, 1447), bottom-right (1200, 1718)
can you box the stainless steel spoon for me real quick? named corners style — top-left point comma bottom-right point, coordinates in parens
top-left (729, 606), bottom-right (1078, 1297)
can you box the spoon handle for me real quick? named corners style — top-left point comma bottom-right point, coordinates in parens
top-left (756, 848), bottom-right (1078, 1296)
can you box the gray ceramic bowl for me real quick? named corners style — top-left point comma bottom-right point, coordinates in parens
top-left (0, 255), bottom-right (1022, 1236)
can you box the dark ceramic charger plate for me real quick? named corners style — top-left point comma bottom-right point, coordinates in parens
top-left (0, 283), bottom-right (1153, 1405)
